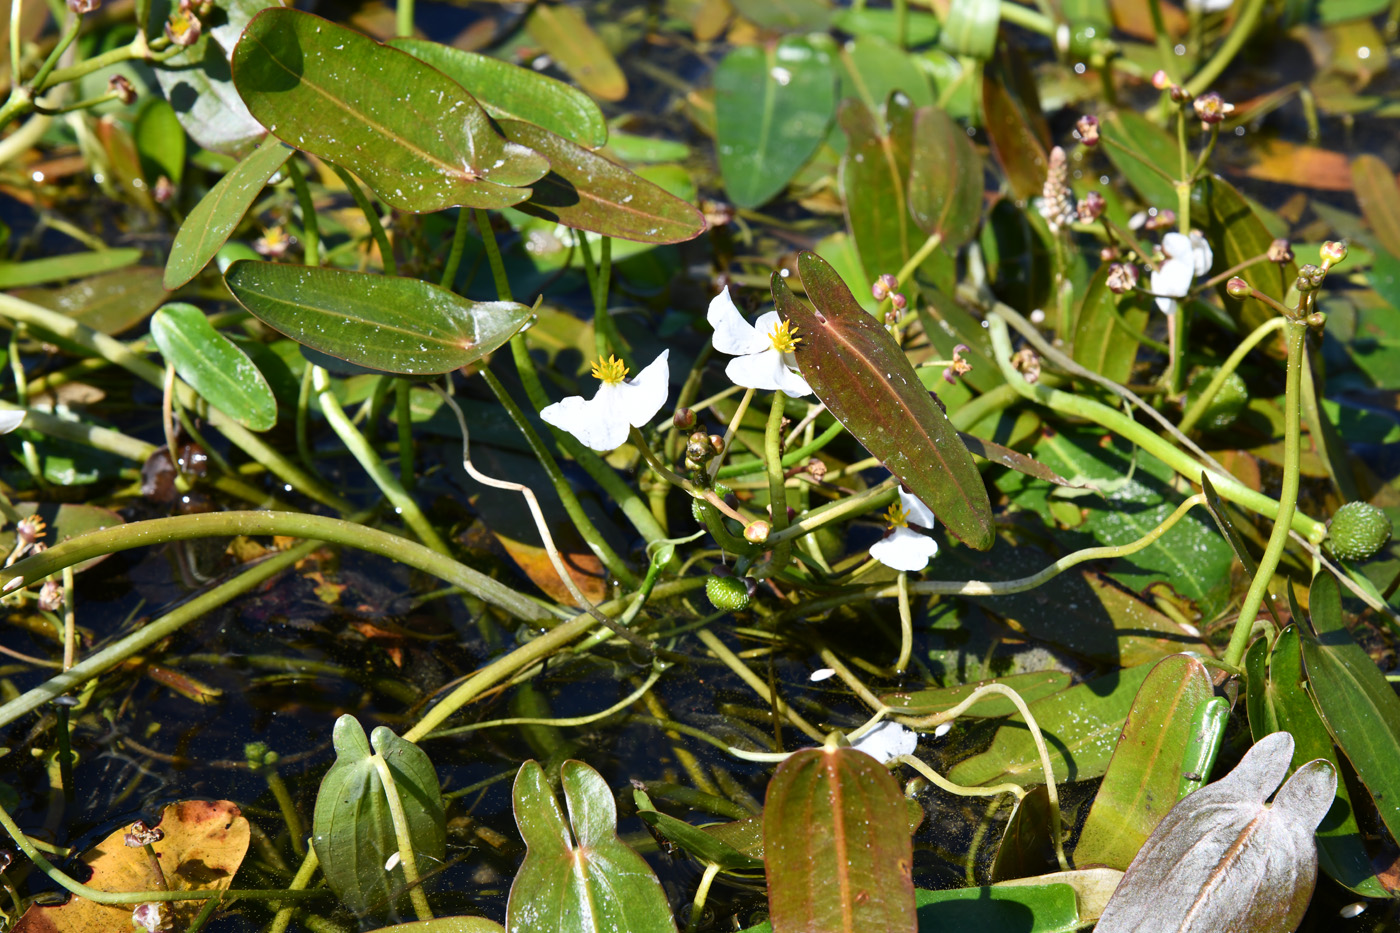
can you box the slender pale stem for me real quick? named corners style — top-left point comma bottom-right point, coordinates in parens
top-left (286, 159), bottom-right (319, 267)
top-left (439, 209), bottom-right (471, 289)
top-left (895, 572), bottom-right (913, 672)
top-left (696, 628), bottom-right (824, 741)
top-left (370, 756), bottom-right (433, 921)
top-left (764, 392), bottom-right (791, 571)
top-left (330, 164), bottom-right (394, 274)
top-left (1185, 0), bottom-right (1267, 96)
top-left (267, 848), bottom-right (321, 933)
top-left (1178, 316), bottom-right (1286, 434)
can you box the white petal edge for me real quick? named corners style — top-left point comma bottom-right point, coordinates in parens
top-left (1189, 231), bottom-right (1214, 277)
top-left (0, 411), bottom-right (24, 435)
top-left (870, 527), bottom-right (940, 572)
top-left (850, 721), bottom-right (918, 764)
top-left (540, 393), bottom-right (631, 451)
top-left (724, 350), bottom-right (785, 393)
top-left (898, 487), bottom-right (937, 529)
top-left (615, 350), bottom-right (671, 429)
top-left (1161, 232), bottom-right (1192, 261)
top-left (707, 288), bottom-right (769, 356)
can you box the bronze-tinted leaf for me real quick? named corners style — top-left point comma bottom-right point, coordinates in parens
top-left (907, 105), bottom-right (983, 252)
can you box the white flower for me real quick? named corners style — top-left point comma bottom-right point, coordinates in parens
top-left (869, 487), bottom-right (939, 572)
top-left (0, 411), bottom-right (24, 434)
top-left (539, 351), bottom-right (670, 451)
top-left (706, 287), bottom-right (811, 398)
top-left (1186, 0), bottom-right (1232, 11)
top-left (1150, 231), bottom-right (1213, 315)
top-left (850, 721), bottom-right (918, 764)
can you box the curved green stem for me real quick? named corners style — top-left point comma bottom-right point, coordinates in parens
top-left (329, 164), bottom-right (394, 274)
top-left (764, 392), bottom-right (791, 572)
top-left (1178, 316), bottom-right (1285, 434)
top-left (286, 158), bottom-right (319, 267)
top-left (439, 209), bottom-right (471, 289)
top-left (369, 755), bottom-right (433, 921)
top-left (716, 419), bottom-right (844, 479)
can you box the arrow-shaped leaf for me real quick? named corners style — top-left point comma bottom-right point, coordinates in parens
top-left (775, 251), bottom-right (993, 549)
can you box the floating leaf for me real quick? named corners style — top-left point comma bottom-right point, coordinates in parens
top-left (714, 36), bottom-right (836, 209)
top-left (164, 136), bottom-right (291, 289)
top-left (1299, 571), bottom-right (1400, 850)
top-left (0, 249), bottom-right (142, 289)
top-left (1072, 264), bottom-right (1148, 385)
top-left (498, 120), bottom-right (705, 244)
top-left (735, 0), bottom-right (833, 31)
top-left (883, 670), bottom-right (1071, 719)
top-left (231, 8), bottom-right (548, 212)
top-left (388, 39), bottom-right (607, 149)
top-left (740, 882), bottom-right (1082, 933)
top-left (840, 97), bottom-right (915, 286)
top-left (956, 432), bottom-right (1082, 488)
top-left (508, 760), bottom-right (677, 933)
top-left (11, 267), bottom-right (166, 335)
top-left (151, 302), bottom-right (277, 431)
top-left (764, 746), bottom-right (916, 933)
top-left (947, 663), bottom-right (1153, 787)
top-left (1352, 154), bottom-right (1400, 260)
top-left (836, 35), bottom-right (935, 120)
top-left (365, 920), bottom-right (504, 933)
top-left (1096, 732), bottom-right (1335, 933)
top-left (523, 4), bottom-right (627, 102)
top-left (13, 801), bottom-right (249, 933)
top-left (1074, 655), bottom-right (1214, 870)
top-left (224, 261), bottom-right (531, 375)
top-left (777, 251), bottom-right (993, 549)
top-left (311, 716), bottom-right (446, 917)
top-left (908, 105), bottom-right (983, 252)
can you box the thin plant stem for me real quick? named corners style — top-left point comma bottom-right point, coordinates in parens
top-left (687, 863), bottom-right (722, 933)
top-left (1184, 0), bottom-right (1267, 96)
top-left (1145, 0), bottom-right (1180, 81)
top-left (474, 208), bottom-right (512, 301)
top-left (708, 387), bottom-right (756, 481)
top-left (296, 364), bottom-right (316, 472)
top-left (895, 571), bottom-right (913, 672)
top-left (717, 419), bottom-right (843, 479)
top-left (439, 209), bottom-right (471, 289)
top-left (1222, 318), bottom-right (1306, 669)
top-left (395, 0), bottom-right (413, 37)
top-left (764, 391), bottom-right (791, 571)
top-left (267, 848), bottom-right (321, 933)
top-left (312, 366), bottom-right (449, 555)
top-left (396, 380), bottom-right (414, 491)
top-left (25, 15), bottom-right (79, 94)
top-left (369, 756), bottom-right (433, 922)
top-left (425, 666), bottom-right (665, 739)
top-left (1178, 316), bottom-right (1285, 434)
top-left (285, 159), bottom-right (319, 267)
top-left (695, 628), bottom-right (824, 741)
top-left (329, 164), bottom-right (395, 275)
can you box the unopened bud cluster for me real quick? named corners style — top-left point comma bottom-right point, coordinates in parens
top-left (1038, 146), bottom-right (1076, 233)
top-left (1075, 114), bottom-right (1100, 147)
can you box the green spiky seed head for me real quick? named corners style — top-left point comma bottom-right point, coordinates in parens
top-left (706, 574), bottom-right (750, 612)
top-left (1185, 366), bottom-right (1249, 433)
top-left (1327, 502), bottom-right (1392, 561)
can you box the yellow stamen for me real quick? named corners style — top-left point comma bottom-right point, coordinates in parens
top-left (768, 319), bottom-right (801, 354)
top-left (883, 502), bottom-right (910, 529)
top-left (590, 355), bottom-right (629, 386)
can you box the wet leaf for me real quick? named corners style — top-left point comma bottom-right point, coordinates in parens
top-left (311, 716), bottom-right (446, 917)
top-left (714, 36), bottom-right (836, 209)
top-left (883, 670), bottom-right (1071, 719)
top-left (1072, 264), bottom-right (1148, 385)
top-left (980, 53), bottom-right (1049, 203)
top-left (995, 868), bottom-right (1122, 923)
top-left (764, 746), bottom-right (916, 933)
top-left (134, 98), bottom-right (186, 187)
top-left (524, 4), bottom-right (627, 102)
top-left (1260, 626), bottom-right (1389, 897)
top-left (151, 303), bottom-right (277, 431)
top-left (836, 35), bottom-right (935, 121)
top-left (1096, 732), bottom-right (1335, 933)
top-left (224, 261), bottom-right (531, 375)
top-left (14, 801), bottom-right (249, 933)
top-left (941, 0), bottom-right (1000, 59)
top-left (908, 105), bottom-right (983, 253)
top-left (231, 8), bottom-right (548, 212)
top-left (840, 97), bottom-right (915, 285)
top-left (164, 136), bottom-right (291, 290)
top-left (956, 432), bottom-right (1081, 488)
top-left (1352, 154), bottom-right (1400, 260)
top-left (508, 760), bottom-right (677, 933)
top-left (989, 784), bottom-right (1059, 881)
top-left (776, 251), bottom-right (994, 549)
top-left (11, 267), bottom-right (166, 335)
top-left (1196, 174), bottom-right (1297, 337)
top-left (498, 120), bottom-right (705, 244)
top-left (947, 663), bottom-right (1153, 787)
top-left (633, 789), bottom-right (764, 871)
top-left (0, 249), bottom-right (143, 289)
top-left (1299, 571), bottom-right (1400, 850)
top-left (0, 502), bottom-right (124, 574)
top-left (1074, 655), bottom-right (1214, 871)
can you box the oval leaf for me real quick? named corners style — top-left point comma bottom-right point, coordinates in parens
top-left (839, 97), bottom-right (915, 285)
top-left (367, 920), bottom-right (504, 933)
top-left (908, 105), bottom-right (983, 252)
top-left (763, 747), bottom-right (916, 933)
top-left (1097, 732), bottom-right (1335, 933)
top-left (311, 716), bottom-right (447, 917)
top-left (150, 302), bottom-right (277, 431)
top-left (0, 248), bottom-right (142, 289)
top-left (165, 135), bottom-right (291, 289)
top-left (632, 788), bottom-right (764, 872)
top-left (231, 8), bottom-right (548, 212)
top-left (224, 261), bottom-right (530, 375)
top-left (508, 760), bottom-right (678, 933)
top-left (714, 36), bottom-right (836, 209)
top-left (776, 251), bottom-right (993, 549)
top-left (1071, 263), bottom-right (1149, 385)
top-left (12, 267), bottom-right (167, 335)
top-left (523, 4), bottom-right (627, 103)
top-left (1352, 154), bottom-right (1400, 259)
top-left (1196, 174), bottom-right (1297, 336)
top-left (499, 120), bottom-right (705, 244)
top-left (387, 39), bottom-right (607, 149)
top-left (940, 0), bottom-right (1000, 58)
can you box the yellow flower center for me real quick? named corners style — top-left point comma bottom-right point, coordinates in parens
top-left (262, 226), bottom-right (288, 247)
top-left (768, 319), bottom-right (801, 354)
top-left (883, 502), bottom-right (910, 529)
top-left (590, 355), bottom-right (630, 386)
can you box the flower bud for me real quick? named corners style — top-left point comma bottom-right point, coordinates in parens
top-left (1225, 276), bottom-right (1252, 298)
top-left (1170, 84), bottom-right (1192, 104)
top-left (890, 292), bottom-right (907, 311)
top-left (872, 273), bottom-right (898, 302)
top-left (1320, 240), bottom-right (1348, 269)
top-left (153, 175), bottom-right (175, 205)
top-left (1106, 263), bottom-right (1139, 294)
top-left (743, 520), bottom-right (770, 544)
top-left (124, 821), bottom-right (164, 847)
top-left (15, 515), bottom-right (46, 548)
top-left (67, 0), bottom-right (99, 13)
top-left (108, 75), bottom-right (136, 105)
top-left (1307, 311), bottom-right (1327, 328)
top-left (1143, 209), bottom-right (1176, 232)
top-left (37, 580), bottom-right (62, 613)
top-left (132, 903), bottom-right (172, 933)
top-left (672, 408), bottom-right (695, 431)
top-left (709, 434), bottom-right (725, 455)
top-left (1076, 114), bottom-right (1100, 146)
top-left (164, 7), bottom-right (201, 47)
top-left (1011, 347), bottom-right (1041, 384)
top-left (1267, 238), bottom-right (1293, 264)
top-left (1152, 70), bottom-right (1172, 90)
top-left (1038, 146), bottom-right (1075, 233)
top-left (1099, 245), bottom-right (1120, 262)
top-left (1077, 190), bottom-right (1106, 223)
top-left (685, 430), bottom-right (713, 465)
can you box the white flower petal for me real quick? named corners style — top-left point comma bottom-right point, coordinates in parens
top-left (1161, 232), bottom-right (1192, 261)
top-left (898, 488), bottom-right (937, 530)
top-left (773, 359), bottom-right (813, 398)
top-left (850, 721), bottom-right (918, 764)
top-left (1188, 231), bottom-right (1214, 277)
top-left (707, 288), bottom-right (769, 356)
top-left (615, 350), bottom-right (671, 429)
top-left (870, 526), bottom-right (940, 572)
top-left (724, 349), bottom-right (793, 394)
top-left (1156, 296), bottom-right (1180, 317)
top-left (0, 411), bottom-right (24, 435)
top-left (1151, 258), bottom-right (1193, 312)
top-left (540, 393), bottom-right (631, 451)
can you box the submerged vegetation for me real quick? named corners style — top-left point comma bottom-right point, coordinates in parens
top-left (1, 0), bottom-right (1400, 930)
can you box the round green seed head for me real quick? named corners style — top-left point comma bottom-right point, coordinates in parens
top-left (706, 574), bottom-right (750, 612)
top-left (1327, 502), bottom-right (1392, 561)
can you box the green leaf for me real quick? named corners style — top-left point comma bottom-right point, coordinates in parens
top-left (1072, 264), bottom-right (1148, 385)
top-left (1196, 175), bottom-right (1297, 336)
top-left (10, 267), bottom-right (166, 335)
top-left (882, 670), bottom-right (1071, 719)
top-left (1352, 154), bottom-right (1400, 260)
top-left (508, 760), bottom-right (677, 933)
top-left (735, 0), bottom-right (833, 31)
top-left (164, 136), bottom-right (291, 290)
top-left (224, 261), bottom-right (531, 375)
top-left (0, 248), bottom-right (142, 289)
top-left (366, 921), bottom-right (503, 933)
top-left (908, 105), bottom-right (983, 253)
top-left (839, 97), bottom-right (915, 285)
top-left (0, 502), bottom-right (124, 574)
top-left (1074, 655), bottom-right (1214, 871)
top-left (523, 4), bottom-right (627, 103)
top-left (714, 36), bottom-right (836, 209)
top-left (837, 35), bottom-right (935, 121)
top-left (632, 789), bottom-right (763, 872)
top-left (989, 785), bottom-right (1058, 882)
top-left (134, 97), bottom-right (186, 186)
top-left (940, 0), bottom-right (1000, 58)
top-left (498, 120), bottom-right (705, 244)
top-left (1299, 571), bottom-right (1400, 851)
top-left (387, 39), bottom-right (607, 150)
top-left (948, 663), bottom-right (1154, 787)
top-left (980, 53), bottom-right (1049, 203)
top-left (763, 747), bottom-right (916, 933)
top-left (832, 9), bottom-right (941, 49)
top-left (231, 8), bottom-right (548, 212)
top-left (311, 716), bottom-right (447, 917)
top-left (742, 883), bottom-right (1083, 933)
top-left (776, 251), bottom-right (994, 549)
top-left (1099, 109), bottom-right (1176, 210)
top-left (1264, 626), bottom-right (1389, 897)
top-left (151, 302), bottom-right (277, 431)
